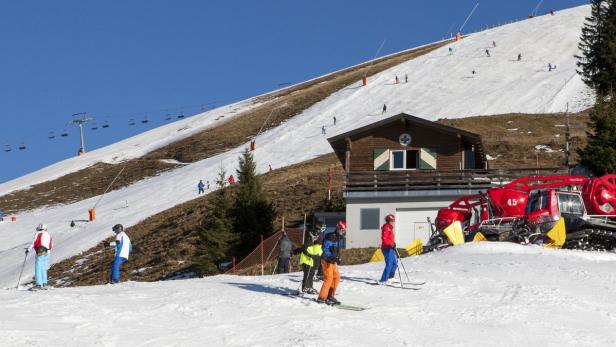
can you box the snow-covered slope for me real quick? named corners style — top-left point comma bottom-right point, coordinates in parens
top-left (2, 243), bottom-right (615, 346)
top-left (0, 5), bottom-right (594, 288)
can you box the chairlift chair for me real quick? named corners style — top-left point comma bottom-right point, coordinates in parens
top-left (164, 113), bottom-right (172, 121)
top-left (91, 122), bottom-right (98, 130)
top-left (177, 112), bottom-right (185, 119)
top-left (128, 118), bottom-right (136, 126)
top-left (102, 121), bottom-right (110, 128)
top-left (61, 129), bottom-right (69, 137)
top-left (48, 131), bottom-right (55, 139)
top-left (141, 115), bottom-right (149, 124)
top-left (18, 142), bottom-right (26, 150)
top-left (4, 145), bottom-right (11, 152)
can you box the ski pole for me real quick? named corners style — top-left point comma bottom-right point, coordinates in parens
top-left (16, 250), bottom-right (28, 290)
top-left (394, 247), bottom-right (411, 282)
top-left (271, 258), bottom-right (279, 275)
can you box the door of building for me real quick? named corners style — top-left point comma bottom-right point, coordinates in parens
top-left (395, 208), bottom-right (436, 247)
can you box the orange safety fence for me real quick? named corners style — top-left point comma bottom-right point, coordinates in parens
top-left (226, 228), bottom-right (305, 276)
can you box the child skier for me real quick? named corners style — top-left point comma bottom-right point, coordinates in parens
top-left (317, 220), bottom-right (346, 305)
top-left (27, 224), bottom-right (53, 290)
top-left (198, 180), bottom-right (205, 194)
top-left (110, 224), bottom-right (132, 284)
top-left (378, 214), bottom-right (397, 284)
top-left (294, 229), bottom-right (323, 294)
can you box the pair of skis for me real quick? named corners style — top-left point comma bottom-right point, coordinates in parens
top-left (372, 280), bottom-right (425, 290)
top-left (281, 291), bottom-right (367, 311)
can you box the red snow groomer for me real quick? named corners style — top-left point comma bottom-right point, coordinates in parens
top-left (425, 174), bottom-right (616, 252)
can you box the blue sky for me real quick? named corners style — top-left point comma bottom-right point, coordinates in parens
top-left (0, 0), bottom-right (588, 183)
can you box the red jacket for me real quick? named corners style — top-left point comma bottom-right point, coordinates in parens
top-left (381, 223), bottom-right (395, 248)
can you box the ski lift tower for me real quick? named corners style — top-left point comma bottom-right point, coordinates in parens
top-left (70, 112), bottom-right (93, 156)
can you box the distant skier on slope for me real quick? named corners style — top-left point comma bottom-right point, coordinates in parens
top-left (448, 47), bottom-right (453, 55)
top-left (382, 104), bottom-right (387, 114)
top-left (321, 125), bottom-right (326, 135)
top-left (492, 41), bottom-right (496, 48)
top-left (517, 53), bottom-right (522, 61)
top-left (27, 224), bottom-right (53, 290)
top-left (317, 220), bottom-right (346, 305)
top-left (197, 180), bottom-right (205, 194)
top-left (276, 231), bottom-right (296, 274)
top-left (548, 63), bottom-right (556, 72)
top-left (405, 74), bottom-right (408, 83)
top-left (294, 229), bottom-right (323, 294)
top-left (228, 175), bottom-right (236, 185)
top-left (485, 49), bottom-right (491, 57)
top-left (378, 214), bottom-right (398, 284)
top-left (333, 116), bottom-right (337, 125)
top-left (110, 224), bottom-right (132, 284)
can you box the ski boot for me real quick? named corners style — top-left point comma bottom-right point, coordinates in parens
top-left (326, 296), bottom-right (341, 305)
top-left (305, 287), bottom-right (318, 295)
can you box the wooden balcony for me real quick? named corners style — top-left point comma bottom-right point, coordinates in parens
top-left (344, 168), bottom-right (566, 192)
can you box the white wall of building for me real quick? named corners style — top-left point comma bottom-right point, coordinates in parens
top-left (345, 196), bottom-right (456, 249)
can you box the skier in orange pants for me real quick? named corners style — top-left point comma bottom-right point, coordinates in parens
top-left (317, 220), bottom-right (346, 305)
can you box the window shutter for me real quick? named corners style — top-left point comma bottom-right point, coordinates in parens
top-left (420, 148), bottom-right (437, 170)
top-left (373, 149), bottom-right (390, 171)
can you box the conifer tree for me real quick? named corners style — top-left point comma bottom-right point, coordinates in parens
top-left (194, 168), bottom-right (237, 276)
top-left (578, 99), bottom-right (616, 175)
top-left (576, 1), bottom-right (616, 175)
top-left (576, 0), bottom-right (616, 97)
top-left (231, 148), bottom-right (276, 256)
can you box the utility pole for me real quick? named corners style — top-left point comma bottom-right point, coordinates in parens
top-left (70, 112), bottom-right (93, 156)
top-left (564, 102), bottom-right (571, 171)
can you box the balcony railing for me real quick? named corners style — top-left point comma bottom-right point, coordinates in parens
top-left (344, 168), bottom-right (565, 192)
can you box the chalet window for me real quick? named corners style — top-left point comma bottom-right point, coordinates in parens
top-left (390, 150), bottom-right (419, 170)
top-left (360, 208), bottom-right (380, 230)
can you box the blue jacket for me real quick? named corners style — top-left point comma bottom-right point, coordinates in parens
top-left (198, 181), bottom-right (205, 189)
top-left (322, 232), bottom-right (342, 263)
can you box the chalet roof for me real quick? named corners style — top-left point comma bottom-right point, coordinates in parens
top-left (327, 113), bottom-right (482, 145)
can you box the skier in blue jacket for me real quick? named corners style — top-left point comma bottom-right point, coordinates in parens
top-left (110, 224), bottom-right (132, 284)
top-left (198, 180), bottom-right (205, 194)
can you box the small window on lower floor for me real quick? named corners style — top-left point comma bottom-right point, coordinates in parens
top-left (360, 208), bottom-right (380, 230)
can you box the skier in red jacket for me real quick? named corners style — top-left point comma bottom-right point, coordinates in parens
top-left (379, 214), bottom-right (397, 284)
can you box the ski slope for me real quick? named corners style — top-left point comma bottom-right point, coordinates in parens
top-left (2, 243), bottom-right (615, 346)
top-left (0, 5), bottom-right (595, 288)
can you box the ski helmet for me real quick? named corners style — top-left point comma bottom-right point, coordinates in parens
top-left (336, 220), bottom-right (347, 232)
top-left (36, 223), bottom-right (47, 231)
top-left (385, 214), bottom-right (395, 223)
top-left (112, 224), bottom-right (124, 233)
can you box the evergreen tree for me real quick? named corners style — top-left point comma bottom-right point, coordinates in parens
top-left (578, 99), bottom-right (616, 175)
top-left (576, 0), bottom-right (616, 96)
top-left (193, 168), bottom-right (237, 276)
top-left (231, 148), bottom-right (276, 256)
